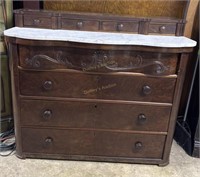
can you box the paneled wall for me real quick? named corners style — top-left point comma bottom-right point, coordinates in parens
top-left (44, 0), bottom-right (188, 18)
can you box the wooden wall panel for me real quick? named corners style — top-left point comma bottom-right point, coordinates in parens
top-left (44, 0), bottom-right (187, 18)
top-left (184, 0), bottom-right (199, 38)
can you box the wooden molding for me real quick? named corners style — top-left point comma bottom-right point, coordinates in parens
top-left (184, 0), bottom-right (199, 38)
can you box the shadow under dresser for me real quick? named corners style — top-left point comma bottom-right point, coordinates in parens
top-left (4, 10), bottom-right (196, 166)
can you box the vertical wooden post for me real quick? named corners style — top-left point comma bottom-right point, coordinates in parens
top-left (184, 0), bottom-right (199, 38)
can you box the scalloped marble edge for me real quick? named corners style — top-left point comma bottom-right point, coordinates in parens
top-left (4, 27), bottom-right (197, 48)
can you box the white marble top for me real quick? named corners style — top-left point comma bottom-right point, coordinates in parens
top-left (4, 27), bottom-right (197, 48)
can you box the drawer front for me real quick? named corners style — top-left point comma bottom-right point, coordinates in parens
top-left (21, 128), bottom-right (165, 159)
top-left (102, 21), bottom-right (139, 32)
top-left (94, 131), bottom-right (166, 158)
top-left (61, 19), bottom-right (99, 31)
top-left (19, 70), bottom-right (176, 103)
top-left (21, 128), bottom-right (94, 155)
top-left (20, 99), bottom-right (171, 132)
top-left (23, 15), bottom-right (52, 28)
top-left (149, 23), bottom-right (176, 35)
top-left (19, 45), bottom-right (178, 75)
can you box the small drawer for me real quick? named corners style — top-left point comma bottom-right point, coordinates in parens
top-left (19, 45), bottom-right (178, 75)
top-left (61, 19), bottom-right (99, 31)
top-left (102, 21), bottom-right (139, 32)
top-left (149, 23), bottom-right (176, 35)
top-left (20, 99), bottom-right (171, 132)
top-left (19, 70), bottom-right (176, 103)
top-left (23, 15), bottom-right (52, 28)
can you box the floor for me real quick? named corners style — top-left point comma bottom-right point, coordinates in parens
top-left (0, 141), bottom-right (200, 177)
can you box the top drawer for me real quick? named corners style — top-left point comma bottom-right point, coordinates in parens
top-left (148, 23), bottom-right (176, 35)
top-left (101, 21), bottom-right (139, 32)
top-left (23, 15), bottom-right (53, 29)
top-left (61, 19), bottom-right (99, 31)
top-left (19, 45), bottom-right (178, 76)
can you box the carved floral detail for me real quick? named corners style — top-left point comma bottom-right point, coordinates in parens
top-left (105, 54), bottom-right (168, 74)
top-left (25, 51), bottom-right (73, 68)
top-left (25, 50), bottom-right (168, 75)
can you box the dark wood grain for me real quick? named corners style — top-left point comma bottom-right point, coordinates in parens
top-left (18, 45), bottom-right (178, 75)
top-left (20, 99), bottom-right (171, 132)
top-left (6, 8), bottom-right (195, 166)
top-left (21, 128), bottom-right (166, 159)
top-left (19, 69), bottom-right (176, 103)
top-left (161, 53), bottom-right (190, 164)
top-left (21, 128), bottom-right (94, 155)
top-left (94, 131), bottom-right (166, 158)
top-left (14, 9), bottom-right (186, 36)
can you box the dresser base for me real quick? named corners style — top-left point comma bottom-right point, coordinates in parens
top-left (15, 152), bottom-right (169, 166)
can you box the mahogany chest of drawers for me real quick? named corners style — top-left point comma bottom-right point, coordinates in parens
top-left (4, 10), bottom-right (196, 166)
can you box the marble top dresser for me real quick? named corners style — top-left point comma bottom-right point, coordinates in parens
top-left (4, 10), bottom-right (196, 166)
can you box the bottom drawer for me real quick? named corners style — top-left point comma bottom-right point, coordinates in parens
top-left (21, 128), bottom-right (166, 159)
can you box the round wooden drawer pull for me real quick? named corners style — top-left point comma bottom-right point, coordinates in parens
top-left (142, 85), bottom-right (152, 95)
top-left (43, 110), bottom-right (52, 120)
top-left (117, 23), bottom-right (124, 31)
top-left (77, 21), bottom-right (83, 29)
top-left (45, 137), bottom-right (53, 145)
top-left (33, 19), bottom-right (41, 25)
top-left (159, 26), bottom-right (166, 33)
top-left (138, 114), bottom-right (147, 123)
top-left (43, 80), bottom-right (53, 90)
top-left (135, 142), bottom-right (143, 150)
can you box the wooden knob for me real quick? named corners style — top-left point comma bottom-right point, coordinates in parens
top-left (156, 65), bottom-right (164, 74)
top-left (138, 114), bottom-right (147, 123)
top-left (135, 142), bottom-right (143, 150)
top-left (43, 81), bottom-right (53, 90)
top-left (117, 23), bottom-right (124, 31)
top-left (142, 85), bottom-right (152, 95)
top-left (33, 19), bottom-right (41, 25)
top-left (159, 26), bottom-right (166, 33)
top-left (77, 21), bottom-right (83, 29)
top-left (43, 110), bottom-right (52, 120)
top-left (45, 137), bottom-right (53, 145)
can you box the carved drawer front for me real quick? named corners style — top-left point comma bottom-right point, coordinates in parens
top-left (19, 70), bottom-right (176, 103)
top-left (20, 99), bottom-right (171, 132)
top-left (21, 128), bottom-right (165, 159)
top-left (61, 19), bottom-right (99, 31)
top-left (19, 45), bottom-right (178, 75)
top-left (101, 21), bottom-right (139, 32)
top-left (23, 15), bottom-right (52, 29)
top-left (148, 23), bottom-right (176, 35)
top-left (21, 128), bottom-right (94, 155)
top-left (94, 132), bottom-right (166, 158)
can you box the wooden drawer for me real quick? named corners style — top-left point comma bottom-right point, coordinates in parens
top-left (22, 128), bottom-right (94, 155)
top-left (101, 21), bottom-right (139, 32)
top-left (19, 70), bottom-right (176, 103)
top-left (21, 128), bottom-right (165, 159)
top-left (20, 99), bottom-right (171, 132)
top-left (94, 131), bottom-right (166, 158)
top-left (19, 45), bottom-right (178, 75)
top-left (61, 19), bottom-right (99, 31)
top-left (23, 15), bottom-right (52, 29)
top-left (14, 9), bottom-right (186, 36)
top-left (149, 23), bottom-right (176, 35)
